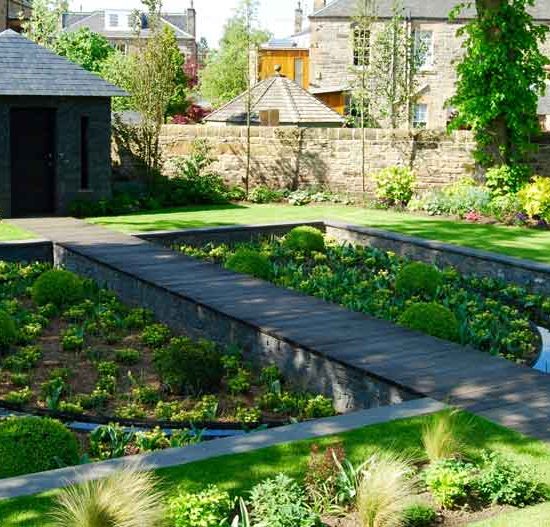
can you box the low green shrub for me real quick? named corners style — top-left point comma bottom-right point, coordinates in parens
top-left (61, 326), bottom-right (85, 352)
top-left (395, 262), bottom-right (443, 299)
top-left (283, 226), bottom-right (326, 253)
top-left (423, 459), bottom-right (477, 509)
top-left (168, 485), bottom-right (233, 527)
top-left (78, 388), bottom-right (110, 410)
top-left (123, 308), bottom-right (154, 330)
top-left (10, 372), bottom-right (30, 388)
top-left (0, 310), bottom-right (17, 350)
top-left (402, 503), bottom-right (437, 527)
top-left (486, 164), bottom-right (530, 197)
top-left (3, 345), bottom-right (42, 372)
top-left (31, 269), bottom-right (85, 308)
top-left (518, 176), bottom-right (550, 223)
top-left (154, 337), bottom-right (223, 395)
top-left (115, 402), bottom-right (147, 420)
top-left (227, 368), bottom-right (252, 395)
top-left (249, 185), bottom-right (287, 204)
top-left (89, 423), bottom-right (134, 460)
top-left (372, 166), bottom-right (416, 207)
top-left (398, 302), bottom-right (459, 341)
top-left (141, 323), bottom-right (172, 348)
top-left (0, 416), bottom-right (79, 477)
top-left (303, 395), bottom-right (336, 419)
top-left (4, 387), bottom-right (33, 406)
top-left (249, 473), bottom-right (320, 527)
top-left (131, 384), bottom-right (160, 406)
top-left (114, 347), bottom-right (141, 365)
top-left (475, 451), bottom-right (546, 507)
top-left (260, 365), bottom-right (283, 386)
top-left (225, 249), bottom-right (272, 280)
top-left (58, 401), bottom-right (84, 416)
top-left (235, 405), bottom-right (262, 425)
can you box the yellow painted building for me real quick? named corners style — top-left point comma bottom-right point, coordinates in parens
top-left (258, 48), bottom-right (309, 90)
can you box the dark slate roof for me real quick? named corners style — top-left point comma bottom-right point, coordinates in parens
top-left (205, 74), bottom-right (344, 125)
top-left (0, 30), bottom-right (128, 97)
top-left (62, 11), bottom-right (194, 40)
top-left (313, 0), bottom-right (550, 20)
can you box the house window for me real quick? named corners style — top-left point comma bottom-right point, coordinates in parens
top-left (80, 117), bottom-right (90, 190)
top-left (353, 27), bottom-right (370, 67)
top-left (413, 104), bottom-right (428, 128)
top-left (108, 13), bottom-right (119, 28)
top-left (114, 42), bottom-right (128, 55)
top-left (414, 30), bottom-right (434, 69)
top-left (294, 58), bottom-right (304, 87)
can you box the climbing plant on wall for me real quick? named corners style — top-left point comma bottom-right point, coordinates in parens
top-left (448, 0), bottom-right (549, 170)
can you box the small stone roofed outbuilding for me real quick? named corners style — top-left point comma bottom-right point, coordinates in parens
top-left (0, 29), bottom-right (126, 217)
top-left (205, 69), bottom-right (344, 128)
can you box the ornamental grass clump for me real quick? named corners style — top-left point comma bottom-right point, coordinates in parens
top-left (283, 226), bottom-right (326, 253)
top-left (225, 248), bottom-right (272, 280)
top-left (398, 302), bottom-right (459, 342)
top-left (52, 466), bottom-right (164, 527)
top-left (357, 454), bottom-right (417, 527)
top-left (422, 410), bottom-right (464, 463)
top-left (395, 262), bottom-right (442, 299)
top-left (31, 269), bottom-right (85, 308)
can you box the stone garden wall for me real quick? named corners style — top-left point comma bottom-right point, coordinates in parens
top-left (114, 125), bottom-right (550, 194)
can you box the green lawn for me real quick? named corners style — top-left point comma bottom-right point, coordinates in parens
top-left (90, 203), bottom-right (550, 264)
top-left (1, 411), bottom-right (550, 527)
top-left (0, 223), bottom-right (36, 242)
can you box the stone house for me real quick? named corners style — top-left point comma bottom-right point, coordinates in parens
top-left (61, 1), bottom-right (197, 65)
top-left (0, 0), bottom-right (31, 32)
top-left (0, 29), bottom-right (126, 217)
top-left (305, 0), bottom-right (550, 128)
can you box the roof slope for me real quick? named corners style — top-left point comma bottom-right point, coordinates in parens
top-left (313, 0), bottom-right (550, 20)
top-left (205, 74), bottom-right (344, 126)
top-left (62, 11), bottom-right (194, 40)
top-left (0, 30), bottom-right (127, 97)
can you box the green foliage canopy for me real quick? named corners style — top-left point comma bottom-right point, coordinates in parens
top-left (54, 28), bottom-right (114, 72)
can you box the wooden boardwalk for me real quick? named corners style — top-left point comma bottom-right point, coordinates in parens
top-left (11, 218), bottom-right (550, 441)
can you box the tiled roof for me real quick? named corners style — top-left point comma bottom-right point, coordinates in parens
top-left (205, 74), bottom-right (344, 126)
top-left (313, 0), bottom-right (550, 20)
top-left (62, 11), bottom-right (194, 40)
top-left (0, 29), bottom-right (127, 97)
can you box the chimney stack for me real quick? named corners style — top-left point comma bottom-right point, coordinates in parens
top-left (187, 0), bottom-right (196, 38)
top-left (313, 0), bottom-right (326, 13)
top-left (294, 1), bottom-right (303, 34)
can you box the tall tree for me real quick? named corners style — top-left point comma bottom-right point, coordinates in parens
top-left (449, 0), bottom-right (549, 169)
top-left (22, 0), bottom-right (67, 48)
top-left (54, 28), bottom-right (114, 72)
top-left (199, 0), bottom-right (270, 108)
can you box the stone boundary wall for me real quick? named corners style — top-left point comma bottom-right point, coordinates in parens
top-left (0, 240), bottom-right (52, 263)
top-left (53, 243), bottom-right (414, 412)
top-left (115, 125), bottom-right (550, 192)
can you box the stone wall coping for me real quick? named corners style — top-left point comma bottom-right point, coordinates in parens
top-left (0, 238), bottom-right (51, 248)
top-left (0, 398), bottom-right (446, 500)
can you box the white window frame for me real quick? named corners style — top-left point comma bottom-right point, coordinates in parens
top-left (414, 29), bottom-right (434, 70)
top-left (105, 11), bottom-right (131, 31)
top-left (413, 103), bottom-right (428, 128)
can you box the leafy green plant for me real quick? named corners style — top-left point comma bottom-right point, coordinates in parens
top-left (249, 473), bottom-right (320, 527)
top-left (0, 309), bottom-right (17, 350)
top-left (260, 365), bottom-right (283, 386)
top-left (283, 227), bottom-right (326, 253)
top-left (61, 326), bottom-right (85, 352)
top-left (168, 485), bottom-right (233, 527)
top-left (475, 451), bottom-right (546, 507)
top-left (78, 388), bottom-right (111, 410)
top-left (52, 467), bottom-right (164, 527)
top-left (123, 308), bottom-right (154, 330)
top-left (235, 405), bottom-right (261, 425)
top-left (10, 372), bottom-right (30, 387)
top-left (141, 323), bottom-right (172, 348)
top-left (423, 459), bottom-right (477, 509)
top-left (0, 416), bottom-right (79, 478)
top-left (58, 401), bottom-right (84, 416)
top-left (402, 503), bottom-right (437, 527)
top-left (249, 185), bottom-right (287, 204)
top-left (131, 384), bottom-right (160, 406)
top-left (227, 368), bottom-right (252, 395)
top-left (372, 166), bottom-right (416, 207)
top-left (486, 165), bottom-right (531, 197)
top-left (422, 410), bottom-right (464, 463)
top-left (4, 387), bottom-right (33, 406)
top-left (303, 395), bottom-right (336, 419)
top-left (41, 377), bottom-right (66, 410)
top-left (89, 423), bottom-right (134, 460)
top-left (114, 348), bottom-right (141, 365)
top-left (398, 302), bottom-right (459, 341)
top-left (154, 337), bottom-right (223, 395)
top-left (395, 262), bottom-right (442, 299)
top-left (357, 454), bottom-right (417, 527)
top-left (518, 176), bottom-right (550, 222)
top-left (31, 269), bottom-right (85, 308)
top-left (225, 249), bottom-right (272, 280)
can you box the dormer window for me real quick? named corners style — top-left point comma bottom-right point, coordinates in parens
top-left (109, 13), bottom-right (119, 28)
top-left (105, 10), bottom-right (132, 30)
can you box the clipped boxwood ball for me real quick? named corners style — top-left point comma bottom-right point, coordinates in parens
top-left (398, 302), bottom-right (459, 341)
top-left (0, 310), bottom-right (17, 350)
top-left (31, 269), bottom-right (85, 308)
top-left (284, 226), bottom-right (326, 253)
top-left (395, 262), bottom-right (442, 299)
top-left (225, 249), bottom-right (272, 280)
top-left (0, 416), bottom-right (79, 478)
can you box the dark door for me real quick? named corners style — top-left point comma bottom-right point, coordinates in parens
top-left (10, 108), bottom-right (56, 217)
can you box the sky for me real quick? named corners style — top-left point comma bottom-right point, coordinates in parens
top-left (68, 0), bottom-right (318, 47)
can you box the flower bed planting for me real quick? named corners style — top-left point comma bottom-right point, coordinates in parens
top-left (179, 227), bottom-right (550, 365)
top-left (0, 262), bottom-right (336, 476)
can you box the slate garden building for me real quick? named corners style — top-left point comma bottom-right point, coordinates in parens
top-left (0, 29), bottom-right (126, 217)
